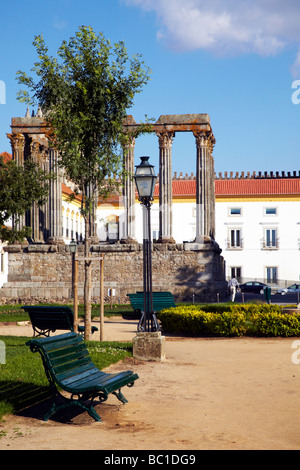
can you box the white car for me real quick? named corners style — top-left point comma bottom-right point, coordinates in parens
top-left (277, 284), bottom-right (300, 295)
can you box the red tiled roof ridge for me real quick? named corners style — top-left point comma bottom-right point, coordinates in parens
top-left (153, 178), bottom-right (300, 196)
top-left (62, 183), bottom-right (121, 204)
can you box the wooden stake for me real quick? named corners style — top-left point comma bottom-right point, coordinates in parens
top-left (73, 257), bottom-right (78, 333)
top-left (100, 256), bottom-right (104, 341)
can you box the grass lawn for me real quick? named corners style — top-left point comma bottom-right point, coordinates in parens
top-left (0, 303), bottom-right (135, 323)
top-left (0, 335), bottom-right (133, 420)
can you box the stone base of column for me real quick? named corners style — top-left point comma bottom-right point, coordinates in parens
top-left (47, 237), bottom-right (65, 245)
top-left (120, 237), bottom-right (139, 245)
top-left (89, 236), bottom-right (99, 245)
top-left (194, 235), bottom-right (213, 244)
top-left (155, 237), bottom-right (176, 244)
top-left (133, 331), bottom-right (166, 362)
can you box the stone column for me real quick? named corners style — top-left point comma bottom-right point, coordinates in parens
top-left (48, 148), bottom-right (64, 244)
top-left (121, 137), bottom-right (136, 243)
top-left (207, 135), bottom-right (216, 239)
top-left (8, 133), bottom-right (26, 234)
top-left (194, 131), bottom-right (216, 242)
top-left (157, 131), bottom-right (175, 243)
top-left (28, 139), bottom-right (43, 242)
top-left (8, 133), bottom-right (25, 165)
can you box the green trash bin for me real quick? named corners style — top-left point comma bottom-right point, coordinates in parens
top-left (264, 286), bottom-right (271, 304)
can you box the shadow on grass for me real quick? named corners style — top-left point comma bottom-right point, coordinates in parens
top-left (0, 380), bottom-right (116, 424)
top-left (0, 380), bottom-right (51, 418)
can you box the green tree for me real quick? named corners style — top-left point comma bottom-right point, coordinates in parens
top-left (16, 25), bottom-right (151, 339)
top-left (0, 156), bottom-right (51, 243)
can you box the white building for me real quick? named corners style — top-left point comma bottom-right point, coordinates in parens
top-left (214, 172), bottom-right (300, 285)
top-left (96, 171), bottom-right (300, 286)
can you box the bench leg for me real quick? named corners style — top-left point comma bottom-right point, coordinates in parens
top-left (112, 389), bottom-right (128, 405)
top-left (137, 312), bottom-right (145, 331)
top-left (43, 393), bottom-right (102, 422)
top-left (137, 311), bottom-right (160, 332)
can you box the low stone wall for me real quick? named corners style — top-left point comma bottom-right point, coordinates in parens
top-left (0, 241), bottom-right (226, 305)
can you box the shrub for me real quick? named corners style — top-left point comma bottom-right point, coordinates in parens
top-left (248, 312), bottom-right (300, 337)
top-left (158, 306), bottom-right (247, 337)
top-left (158, 304), bottom-right (300, 337)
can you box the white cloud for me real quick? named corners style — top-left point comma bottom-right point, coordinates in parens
top-left (53, 17), bottom-right (68, 30)
top-left (123, 0), bottom-right (300, 74)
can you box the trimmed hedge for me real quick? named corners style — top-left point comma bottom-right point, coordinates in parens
top-left (158, 304), bottom-right (300, 337)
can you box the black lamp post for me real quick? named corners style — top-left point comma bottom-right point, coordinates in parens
top-left (69, 239), bottom-right (78, 332)
top-left (134, 156), bottom-right (159, 332)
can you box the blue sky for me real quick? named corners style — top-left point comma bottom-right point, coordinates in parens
top-left (0, 0), bottom-right (300, 177)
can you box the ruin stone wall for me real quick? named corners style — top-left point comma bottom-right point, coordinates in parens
top-left (0, 243), bottom-right (226, 305)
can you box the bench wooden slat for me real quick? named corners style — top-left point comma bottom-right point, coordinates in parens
top-left (60, 367), bottom-right (107, 389)
top-left (51, 350), bottom-right (91, 372)
top-left (26, 332), bottom-right (138, 422)
top-left (47, 342), bottom-right (86, 359)
top-left (55, 361), bottom-right (97, 383)
top-left (39, 332), bottom-right (84, 349)
top-left (127, 291), bottom-right (176, 312)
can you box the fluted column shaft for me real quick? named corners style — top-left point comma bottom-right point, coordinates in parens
top-left (122, 138), bottom-right (136, 242)
top-left (194, 131), bottom-right (216, 241)
top-left (157, 131), bottom-right (175, 243)
top-left (48, 148), bottom-right (63, 242)
top-left (8, 134), bottom-right (26, 234)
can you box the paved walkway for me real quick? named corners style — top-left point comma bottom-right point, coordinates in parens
top-left (0, 317), bottom-right (300, 450)
top-left (0, 316), bottom-right (138, 341)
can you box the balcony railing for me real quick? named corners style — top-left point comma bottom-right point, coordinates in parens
top-left (226, 238), bottom-right (244, 250)
top-left (261, 238), bottom-right (279, 250)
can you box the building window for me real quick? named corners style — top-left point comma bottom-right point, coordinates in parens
top-left (266, 267), bottom-right (278, 283)
top-left (229, 208), bottom-right (242, 216)
top-left (106, 215), bottom-right (119, 241)
top-left (153, 231), bottom-right (160, 241)
top-left (230, 267), bottom-right (242, 281)
top-left (262, 228), bottom-right (278, 249)
top-left (71, 211), bottom-right (75, 240)
top-left (227, 229), bottom-right (243, 249)
top-left (265, 207), bottom-right (277, 216)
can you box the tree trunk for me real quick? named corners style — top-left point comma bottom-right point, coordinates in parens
top-left (84, 215), bottom-right (92, 341)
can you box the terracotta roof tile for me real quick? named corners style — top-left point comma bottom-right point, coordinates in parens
top-left (0, 152), bottom-right (12, 164)
top-left (153, 178), bottom-right (300, 197)
top-left (215, 178), bottom-right (300, 196)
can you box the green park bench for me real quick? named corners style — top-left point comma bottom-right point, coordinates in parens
top-left (26, 332), bottom-right (139, 422)
top-left (127, 291), bottom-right (176, 331)
top-left (21, 305), bottom-right (98, 337)
top-left (127, 291), bottom-right (176, 314)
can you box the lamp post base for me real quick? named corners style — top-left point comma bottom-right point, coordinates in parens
top-left (133, 331), bottom-right (166, 362)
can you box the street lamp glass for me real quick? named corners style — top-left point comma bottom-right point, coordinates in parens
top-left (69, 239), bottom-right (78, 254)
top-left (134, 156), bottom-right (157, 199)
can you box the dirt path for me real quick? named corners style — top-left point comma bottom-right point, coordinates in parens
top-left (1, 329), bottom-right (300, 450)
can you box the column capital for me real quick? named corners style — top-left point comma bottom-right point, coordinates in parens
top-left (7, 133), bottom-right (25, 152)
top-left (156, 131), bottom-right (175, 149)
top-left (124, 135), bottom-right (136, 149)
top-left (193, 130), bottom-right (216, 151)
